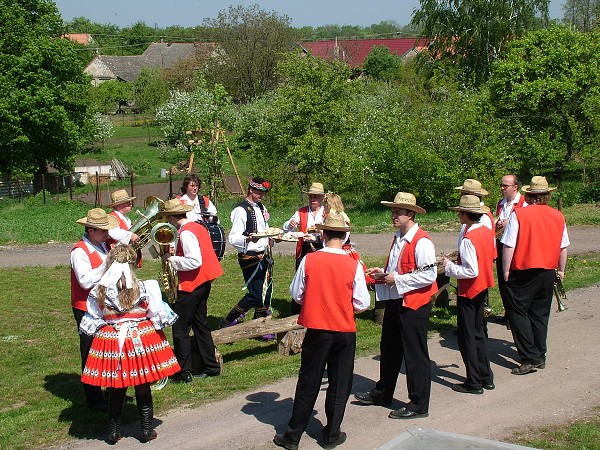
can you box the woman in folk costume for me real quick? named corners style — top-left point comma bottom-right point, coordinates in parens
top-left (80, 245), bottom-right (180, 444)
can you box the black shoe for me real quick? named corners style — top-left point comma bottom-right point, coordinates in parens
top-left (323, 431), bottom-right (347, 449)
top-left (511, 364), bottom-right (537, 375)
top-left (273, 433), bottom-right (299, 450)
top-left (353, 391), bottom-right (391, 406)
top-left (495, 315), bottom-right (509, 325)
top-left (536, 360), bottom-right (546, 369)
top-left (140, 429), bottom-right (157, 443)
top-left (194, 371), bottom-right (220, 379)
top-left (388, 407), bottom-right (429, 419)
top-left (452, 383), bottom-right (484, 395)
top-left (482, 382), bottom-right (495, 390)
top-left (171, 371), bottom-right (193, 383)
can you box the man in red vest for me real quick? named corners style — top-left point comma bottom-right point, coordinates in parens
top-left (161, 198), bottom-right (224, 382)
top-left (354, 192), bottom-right (437, 419)
top-left (283, 182), bottom-right (326, 315)
top-left (501, 176), bottom-right (569, 375)
top-left (106, 189), bottom-right (140, 246)
top-left (274, 212), bottom-right (370, 450)
top-left (494, 174), bottom-right (526, 327)
top-left (444, 195), bottom-right (496, 394)
top-left (71, 208), bottom-right (118, 411)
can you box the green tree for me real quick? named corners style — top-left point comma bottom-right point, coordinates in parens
top-left (134, 68), bottom-right (169, 113)
top-left (363, 46), bottom-right (402, 80)
top-left (91, 80), bottom-right (132, 114)
top-left (562, 0), bottom-right (599, 31)
top-left (203, 5), bottom-right (299, 102)
top-left (0, 0), bottom-right (93, 176)
top-left (412, 0), bottom-right (549, 86)
top-left (489, 27), bottom-right (600, 186)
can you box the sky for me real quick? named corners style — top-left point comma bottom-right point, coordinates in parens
top-left (53, 0), bottom-right (565, 29)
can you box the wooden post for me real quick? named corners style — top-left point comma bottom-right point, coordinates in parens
top-left (220, 129), bottom-right (245, 195)
top-left (130, 172), bottom-right (135, 198)
top-left (42, 174), bottom-right (46, 205)
top-left (69, 173), bottom-right (73, 201)
top-left (169, 168), bottom-right (173, 199)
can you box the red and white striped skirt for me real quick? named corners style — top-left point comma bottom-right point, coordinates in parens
top-left (81, 319), bottom-right (180, 388)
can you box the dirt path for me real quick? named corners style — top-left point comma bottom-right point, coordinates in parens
top-left (1, 226), bottom-right (599, 267)
top-left (56, 283), bottom-right (600, 449)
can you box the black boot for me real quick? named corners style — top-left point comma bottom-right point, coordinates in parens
top-left (220, 306), bottom-right (246, 328)
top-left (136, 390), bottom-right (157, 443)
top-left (107, 388), bottom-right (127, 444)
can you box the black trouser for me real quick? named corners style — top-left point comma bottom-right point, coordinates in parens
top-left (227, 253), bottom-right (272, 321)
top-left (457, 290), bottom-right (493, 389)
top-left (171, 281), bottom-right (220, 375)
top-left (285, 329), bottom-right (356, 444)
top-left (374, 299), bottom-right (432, 413)
top-left (495, 241), bottom-right (510, 318)
top-left (505, 268), bottom-right (554, 365)
top-left (72, 307), bottom-right (105, 407)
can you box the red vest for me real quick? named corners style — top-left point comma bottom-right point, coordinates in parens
top-left (70, 241), bottom-right (104, 311)
top-left (105, 211), bottom-right (129, 247)
top-left (512, 205), bottom-right (565, 270)
top-left (295, 206), bottom-right (310, 260)
top-left (176, 221), bottom-right (224, 292)
top-left (495, 195), bottom-right (526, 217)
top-left (298, 251), bottom-right (359, 332)
top-left (396, 228), bottom-right (438, 310)
top-left (458, 226), bottom-right (496, 299)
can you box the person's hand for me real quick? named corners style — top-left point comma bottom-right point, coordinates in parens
top-left (303, 233), bottom-right (317, 242)
top-left (130, 233), bottom-right (140, 243)
top-left (383, 273), bottom-right (396, 286)
top-left (365, 267), bottom-right (383, 276)
top-left (442, 257), bottom-right (450, 268)
top-left (557, 270), bottom-right (565, 281)
top-left (161, 253), bottom-right (171, 263)
top-left (288, 219), bottom-right (298, 229)
top-left (247, 235), bottom-right (261, 243)
top-left (503, 271), bottom-right (510, 282)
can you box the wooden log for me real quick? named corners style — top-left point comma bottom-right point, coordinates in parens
top-left (211, 314), bottom-right (303, 345)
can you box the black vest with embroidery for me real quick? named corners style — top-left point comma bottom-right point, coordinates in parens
top-left (240, 200), bottom-right (265, 236)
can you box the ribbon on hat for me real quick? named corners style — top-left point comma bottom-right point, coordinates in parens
top-left (98, 261), bottom-right (133, 289)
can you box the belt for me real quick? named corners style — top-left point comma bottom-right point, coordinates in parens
top-left (238, 251), bottom-right (265, 260)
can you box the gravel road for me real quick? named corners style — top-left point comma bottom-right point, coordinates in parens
top-left (1, 226), bottom-right (599, 267)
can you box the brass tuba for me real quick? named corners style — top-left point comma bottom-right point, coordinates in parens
top-left (150, 222), bottom-right (179, 304)
top-left (129, 196), bottom-right (166, 252)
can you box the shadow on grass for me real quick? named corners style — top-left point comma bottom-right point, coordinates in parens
top-left (43, 373), bottom-right (162, 444)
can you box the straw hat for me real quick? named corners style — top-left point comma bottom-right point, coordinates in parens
top-left (76, 208), bottom-right (119, 230)
top-left (454, 179), bottom-right (489, 197)
top-left (380, 192), bottom-right (426, 214)
top-left (161, 198), bottom-right (193, 215)
top-left (107, 189), bottom-right (136, 207)
top-left (303, 182), bottom-right (325, 195)
top-left (522, 176), bottom-right (556, 194)
top-left (448, 194), bottom-right (490, 214)
top-left (316, 211), bottom-right (351, 232)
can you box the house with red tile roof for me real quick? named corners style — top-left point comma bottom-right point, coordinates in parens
top-left (63, 33), bottom-right (95, 46)
top-left (299, 37), bottom-right (430, 68)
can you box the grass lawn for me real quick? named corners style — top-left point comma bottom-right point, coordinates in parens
top-left (0, 252), bottom-right (599, 449)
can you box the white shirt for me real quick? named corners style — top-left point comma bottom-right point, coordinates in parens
top-left (283, 205), bottom-right (325, 232)
top-left (107, 210), bottom-right (133, 244)
top-left (501, 208), bottom-right (570, 249)
top-left (168, 219), bottom-right (203, 272)
top-left (70, 235), bottom-right (109, 290)
top-left (290, 247), bottom-right (371, 312)
top-left (445, 223), bottom-right (481, 280)
top-left (229, 201), bottom-right (270, 253)
top-left (497, 192), bottom-right (526, 221)
top-left (180, 194), bottom-right (218, 223)
top-left (375, 224), bottom-right (437, 302)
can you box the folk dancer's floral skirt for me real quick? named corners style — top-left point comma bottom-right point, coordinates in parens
top-left (81, 319), bottom-right (180, 388)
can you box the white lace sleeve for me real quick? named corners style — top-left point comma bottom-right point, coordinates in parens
top-left (79, 293), bottom-right (107, 335)
top-left (144, 280), bottom-right (178, 329)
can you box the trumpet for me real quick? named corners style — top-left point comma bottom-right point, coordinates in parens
top-left (553, 269), bottom-right (567, 312)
